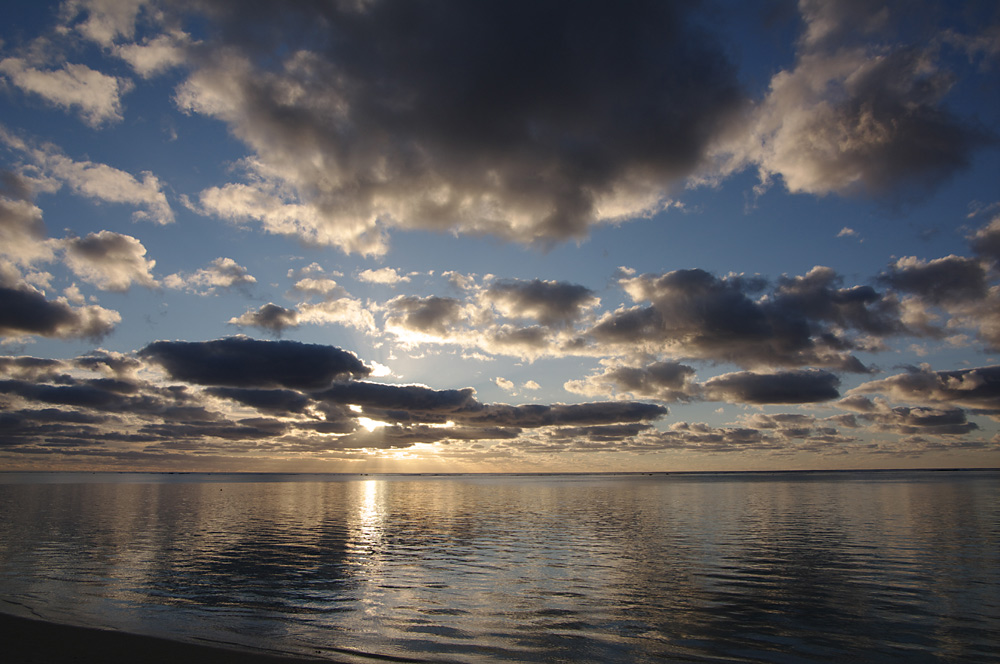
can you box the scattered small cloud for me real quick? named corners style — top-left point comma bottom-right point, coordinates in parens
top-left (358, 267), bottom-right (410, 285)
top-left (165, 257), bottom-right (256, 295)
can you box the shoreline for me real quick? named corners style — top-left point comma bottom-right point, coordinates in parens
top-left (0, 612), bottom-right (333, 664)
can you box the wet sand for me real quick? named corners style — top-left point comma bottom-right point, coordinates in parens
top-left (0, 612), bottom-right (332, 663)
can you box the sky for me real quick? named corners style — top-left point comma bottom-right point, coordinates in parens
top-left (0, 0), bottom-right (998, 473)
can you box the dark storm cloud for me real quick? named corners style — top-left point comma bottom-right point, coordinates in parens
top-left (703, 370), bottom-right (841, 404)
top-left (878, 255), bottom-right (989, 304)
top-left (176, 0), bottom-right (745, 251)
top-left (0, 284), bottom-right (119, 340)
top-left (139, 337), bottom-right (371, 389)
top-left (588, 267), bottom-right (895, 370)
top-left (485, 279), bottom-right (599, 327)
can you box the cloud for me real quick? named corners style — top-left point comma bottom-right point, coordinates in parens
top-left (567, 362), bottom-right (840, 405)
top-left (4, 333), bottom-right (991, 463)
top-left (587, 267), bottom-right (893, 371)
top-left (171, 0), bottom-right (745, 253)
top-left (358, 267), bottom-right (410, 285)
top-left (385, 295), bottom-right (469, 339)
top-left (702, 369), bottom-right (841, 404)
top-left (0, 282), bottom-right (120, 342)
top-left (164, 257), bottom-right (256, 294)
top-left (493, 377), bottom-right (541, 396)
top-left (0, 187), bottom-right (56, 265)
top-left (836, 391), bottom-right (981, 435)
top-left (0, 338), bottom-right (676, 462)
top-left (297, 299), bottom-right (377, 332)
top-left (484, 279), bottom-right (599, 328)
top-left (876, 406), bottom-right (979, 436)
top-left (0, 131), bottom-right (174, 225)
top-left (290, 276), bottom-right (346, 298)
top-left (872, 230), bottom-right (1000, 351)
top-left (228, 303), bottom-right (298, 336)
top-left (189, 181), bottom-right (388, 255)
top-left (639, 421), bottom-right (773, 453)
top-left (456, 401), bottom-right (668, 429)
top-left (494, 377), bottom-right (515, 393)
top-left (60, 0), bottom-right (147, 47)
top-left (62, 231), bottom-right (157, 291)
top-left (114, 31), bottom-right (189, 78)
top-left (970, 216), bottom-right (1000, 264)
top-left (565, 361), bottom-right (700, 402)
top-left (0, 58), bottom-right (132, 127)
top-left (715, 0), bottom-right (990, 198)
top-left (314, 380), bottom-right (667, 433)
top-left (0, 356), bottom-right (68, 380)
top-left (370, 260), bottom-right (986, 368)
top-left (204, 387), bottom-right (312, 416)
top-left (229, 299), bottom-right (377, 334)
top-left (317, 381), bottom-right (477, 420)
top-left (879, 255), bottom-right (988, 304)
top-left (139, 337), bottom-right (372, 389)
top-left (850, 365), bottom-right (1000, 416)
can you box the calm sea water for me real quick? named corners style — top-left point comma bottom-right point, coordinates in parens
top-left (0, 471), bottom-right (997, 663)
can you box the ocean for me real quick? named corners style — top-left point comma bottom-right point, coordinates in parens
top-left (0, 471), bottom-right (997, 663)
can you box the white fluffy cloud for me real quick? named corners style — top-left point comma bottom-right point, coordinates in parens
top-left (0, 58), bottom-right (132, 127)
top-left (114, 31), bottom-right (189, 78)
top-left (165, 257), bottom-right (256, 295)
top-left (61, 0), bottom-right (148, 47)
top-left (358, 267), bottom-right (410, 285)
top-left (0, 131), bottom-right (174, 225)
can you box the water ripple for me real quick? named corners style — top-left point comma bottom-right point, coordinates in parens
top-left (1, 471), bottom-right (998, 662)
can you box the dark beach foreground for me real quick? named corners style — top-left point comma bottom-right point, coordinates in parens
top-left (0, 612), bottom-right (332, 664)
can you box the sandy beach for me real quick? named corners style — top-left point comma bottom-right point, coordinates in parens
top-left (0, 612), bottom-right (332, 664)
